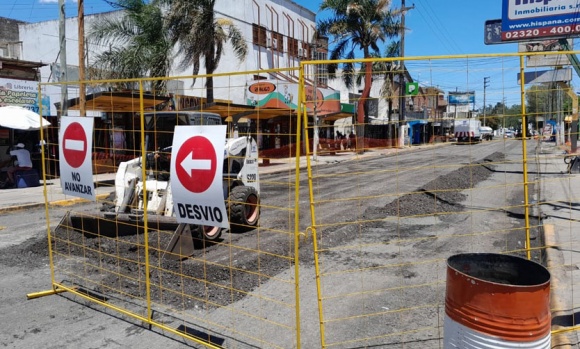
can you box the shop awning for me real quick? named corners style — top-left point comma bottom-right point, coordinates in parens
top-left (58, 91), bottom-right (171, 113)
top-left (183, 101), bottom-right (292, 121)
top-left (319, 103), bottom-right (355, 122)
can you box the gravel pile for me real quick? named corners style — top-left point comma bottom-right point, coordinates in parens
top-left (384, 152), bottom-right (504, 217)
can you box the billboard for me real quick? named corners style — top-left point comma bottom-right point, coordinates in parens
top-left (245, 80), bottom-right (340, 116)
top-left (448, 92), bottom-right (475, 105)
top-left (502, 0), bottom-right (580, 41)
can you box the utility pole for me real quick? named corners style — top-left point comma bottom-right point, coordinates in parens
top-left (483, 77), bottom-right (490, 126)
top-left (78, 0), bottom-right (86, 117)
top-left (398, 0), bottom-right (414, 148)
top-left (58, 0), bottom-right (68, 116)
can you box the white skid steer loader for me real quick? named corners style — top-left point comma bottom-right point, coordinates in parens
top-left (56, 112), bottom-right (260, 260)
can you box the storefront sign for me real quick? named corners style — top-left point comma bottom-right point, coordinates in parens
top-left (0, 78), bottom-right (59, 116)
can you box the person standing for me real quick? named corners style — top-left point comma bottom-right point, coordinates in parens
top-left (1, 143), bottom-right (32, 188)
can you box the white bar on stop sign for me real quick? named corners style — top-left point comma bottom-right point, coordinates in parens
top-left (65, 139), bottom-right (84, 151)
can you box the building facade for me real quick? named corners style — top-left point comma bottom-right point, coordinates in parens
top-left (12, 0), bottom-right (345, 165)
top-left (17, 0), bottom-right (321, 108)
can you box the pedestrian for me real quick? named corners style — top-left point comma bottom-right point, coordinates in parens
top-left (0, 143), bottom-right (33, 189)
top-left (348, 132), bottom-right (355, 150)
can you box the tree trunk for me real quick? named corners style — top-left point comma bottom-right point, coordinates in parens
top-left (355, 59), bottom-right (373, 154)
top-left (206, 51), bottom-right (217, 104)
top-left (206, 77), bottom-right (214, 104)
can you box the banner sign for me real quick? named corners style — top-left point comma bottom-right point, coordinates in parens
top-left (245, 80), bottom-right (340, 116)
top-left (502, 0), bottom-right (580, 41)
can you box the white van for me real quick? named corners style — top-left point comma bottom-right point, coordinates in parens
top-left (479, 126), bottom-right (493, 141)
top-left (454, 119), bottom-right (482, 143)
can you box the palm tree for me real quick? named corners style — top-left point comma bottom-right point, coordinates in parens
top-left (374, 42), bottom-right (400, 142)
top-left (87, 0), bottom-right (173, 94)
top-left (347, 42), bottom-right (399, 145)
top-left (353, 42), bottom-right (400, 123)
top-left (157, 0), bottom-right (248, 103)
top-left (318, 0), bottom-right (403, 151)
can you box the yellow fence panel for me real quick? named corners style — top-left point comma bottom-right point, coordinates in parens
top-left (302, 52), bottom-right (580, 348)
top-left (40, 69), bottom-right (303, 348)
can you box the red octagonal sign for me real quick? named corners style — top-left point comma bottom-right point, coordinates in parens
top-left (175, 136), bottom-right (217, 193)
top-left (62, 122), bottom-right (87, 168)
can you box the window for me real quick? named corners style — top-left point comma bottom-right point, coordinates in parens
top-left (314, 50), bottom-right (328, 86)
top-left (272, 32), bottom-right (284, 52)
top-left (288, 37), bottom-right (299, 57)
top-left (302, 41), bottom-right (311, 60)
top-left (252, 24), bottom-right (267, 47)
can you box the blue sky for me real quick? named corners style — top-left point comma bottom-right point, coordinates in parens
top-left (2, 0), bottom-right (577, 108)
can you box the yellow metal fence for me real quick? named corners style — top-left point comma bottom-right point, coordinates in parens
top-left (32, 52), bottom-right (580, 348)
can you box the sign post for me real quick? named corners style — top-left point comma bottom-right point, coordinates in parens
top-left (58, 116), bottom-right (95, 201)
top-left (171, 125), bottom-right (229, 229)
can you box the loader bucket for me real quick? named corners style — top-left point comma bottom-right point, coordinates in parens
top-left (54, 210), bottom-right (195, 261)
top-left (58, 211), bottom-right (180, 237)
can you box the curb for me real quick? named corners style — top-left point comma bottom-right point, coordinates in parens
top-left (544, 223), bottom-right (575, 347)
top-left (0, 193), bottom-right (110, 214)
top-left (0, 142), bottom-right (449, 214)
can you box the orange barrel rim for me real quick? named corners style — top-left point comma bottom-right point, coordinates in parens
top-left (445, 253), bottom-right (551, 342)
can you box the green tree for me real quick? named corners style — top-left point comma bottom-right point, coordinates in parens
top-left (505, 104), bottom-right (523, 130)
top-left (87, 0), bottom-right (173, 93)
top-left (484, 101), bottom-right (523, 131)
top-left (318, 0), bottom-right (403, 149)
top-left (526, 84), bottom-right (554, 124)
top-left (158, 0), bottom-right (247, 103)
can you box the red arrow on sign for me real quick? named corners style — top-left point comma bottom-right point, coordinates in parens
top-left (175, 136), bottom-right (217, 193)
top-left (62, 122), bottom-right (87, 168)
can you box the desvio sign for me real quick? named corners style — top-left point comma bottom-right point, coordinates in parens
top-left (170, 125), bottom-right (230, 229)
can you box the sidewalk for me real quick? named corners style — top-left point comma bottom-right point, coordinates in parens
top-left (0, 144), bottom-right (431, 214)
top-left (535, 141), bottom-right (580, 346)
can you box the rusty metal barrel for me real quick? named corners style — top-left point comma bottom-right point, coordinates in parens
top-left (444, 253), bottom-right (551, 348)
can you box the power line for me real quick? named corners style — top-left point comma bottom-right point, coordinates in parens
top-left (413, 0), bottom-right (463, 54)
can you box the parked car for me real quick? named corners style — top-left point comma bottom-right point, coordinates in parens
top-left (504, 130), bottom-right (515, 138)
